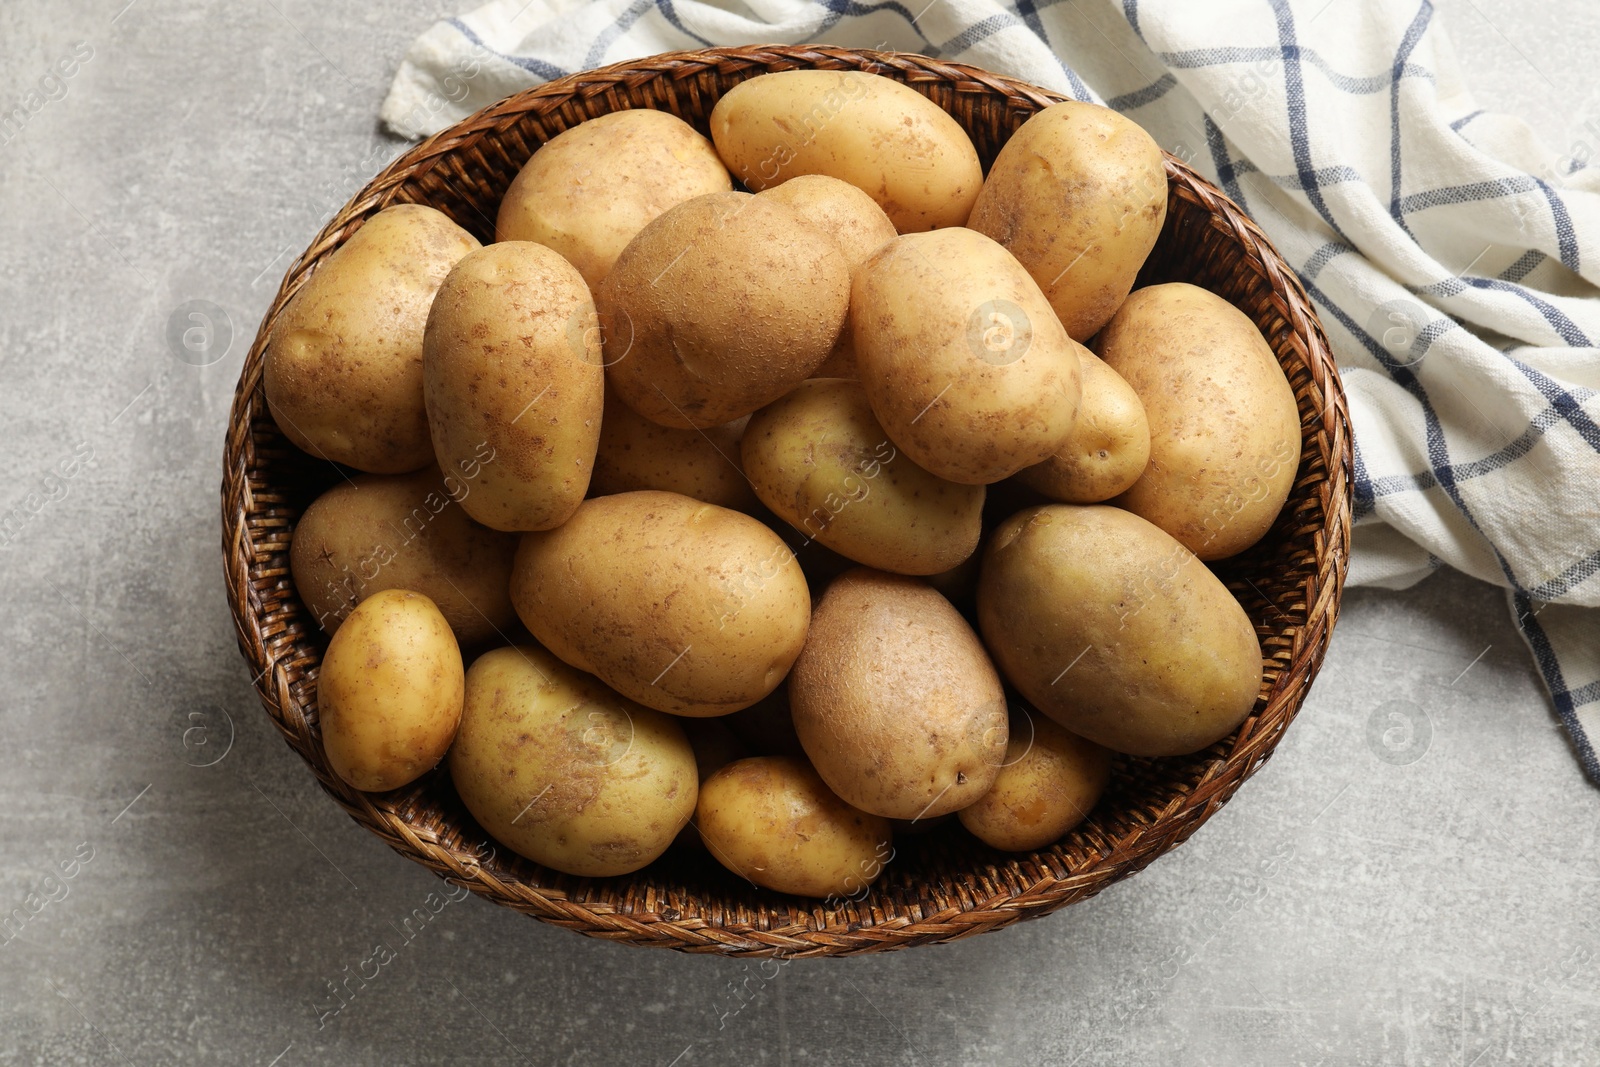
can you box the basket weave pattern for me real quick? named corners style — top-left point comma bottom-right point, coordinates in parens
top-left (221, 45), bottom-right (1351, 956)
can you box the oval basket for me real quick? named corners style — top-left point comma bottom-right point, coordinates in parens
top-left (222, 44), bottom-right (1351, 956)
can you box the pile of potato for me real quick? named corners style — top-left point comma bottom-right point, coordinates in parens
top-left (268, 70), bottom-right (1302, 900)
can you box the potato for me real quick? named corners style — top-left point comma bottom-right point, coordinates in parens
top-left (318, 590), bottom-right (463, 792)
top-left (967, 101), bottom-right (1167, 341)
top-left (1013, 345), bottom-right (1150, 504)
top-left (1095, 283), bottom-right (1301, 559)
top-left (852, 228), bottom-right (1082, 484)
top-left (789, 568), bottom-right (1006, 820)
top-left (598, 192), bottom-right (850, 428)
top-left (495, 108), bottom-right (731, 289)
top-left (590, 391), bottom-right (758, 511)
top-left (976, 504), bottom-right (1263, 757)
top-left (510, 491), bottom-right (810, 717)
top-left (710, 70), bottom-right (983, 232)
top-left (742, 379), bottom-right (984, 575)
top-left (757, 175), bottom-right (897, 379)
top-left (696, 756), bottom-right (893, 899)
top-left (958, 706), bottom-right (1112, 851)
top-left (290, 467), bottom-right (517, 646)
top-left (450, 645), bottom-right (696, 877)
top-left (422, 242), bottom-right (602, 532)
top-left (265, 205), bottom-right (479, 472)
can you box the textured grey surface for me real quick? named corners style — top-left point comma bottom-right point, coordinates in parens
top-left (1, 2), bottom-right (1596, 1064)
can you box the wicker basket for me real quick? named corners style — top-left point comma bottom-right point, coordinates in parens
top-left (222, 45), bottom-right (1350, 956)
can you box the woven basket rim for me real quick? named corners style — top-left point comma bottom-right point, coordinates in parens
top-left (221, 44), bottom-right (1352, 956)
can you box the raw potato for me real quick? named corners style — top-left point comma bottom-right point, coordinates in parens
top-left (290, 467), bottom-right (517, 646)
top-left (450, 645), bottom-right (697, 877)
top-left (590, 392), bottom-right (758, 512)
top-left (598, 192), bottom-right (850, 428)
top-left (423, 242), bottom-right (602, 532)
top-left (510, 491), bottom-right (810, 717)
top-left (265, 205), bottom-right (479, 473)
top-left (852, 228), bottom-right (1082, 484)
top-left (318, 590), bottom-right (464, 792)
top-left (1096, 283), bottom-right (1301, 559)
top-left (958, 707), bottom-right (1112, 851)
top-left (696, 756), bottom-right (893, 899)
top-left (789, 568), bottom-right (1007, 819)
top-left (710, 70), bottom-right (983, 232)
top-left (757, 175), bottom-right (897, 379)
top-left (742, 379), bottom-right (984, 575)
top-left (495, 109), bottom-right (731, 289)
top-left (968, 101), bottom-right (1167, 341)
top-left (977, 504), bottom-right (1263, 757)
top-left (1013, 345), bottom-right (1151, 504)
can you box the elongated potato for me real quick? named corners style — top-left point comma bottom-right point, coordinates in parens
top-left (423, 242), bottom-right (602, 532)
top-left (1096, 283), bottom-right (1301, 559)
top-left (742, 378), bottom-right (984, 574)
top-left (450, 645), bottom-right (697, 877)
top-left (265, 205), bottom-right (479, 472)
top-left (852, 228), bottom-right (1081, 484)
top-left (318, 590), bottom-right (464, 792)
top-left (977, 504), bottom-right (1263, 757)
top-left (968, 101), bottom-right (1167, 341)
top-left (957, 707), bottom-right (1112, 851)
top-left (590, 391), bottom-right (758, 511)
top-left (710, 70), bottom-right (983, 232)
top-left (495, 108), bottom-right (731, 289)
top-left (1013, 345), bottom-right (1150, 504)
top-left (510, 491), bottom-right (810, 717)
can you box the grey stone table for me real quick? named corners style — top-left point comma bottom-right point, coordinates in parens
top-left (2, 2), bottom-right (1595, 1063)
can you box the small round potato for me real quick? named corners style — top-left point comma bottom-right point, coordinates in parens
top-left (958, 707), bottom-right (1112, 851)
top-left (710, 70), bottom-right (983, 232)
top-left (696, 756), bottom-right (894, 899)
top-left (510, 491), bottom-right (811, 717)
top-left (1095, 283), bottom-right (1302, 560)
top-left (290, 467), bottom-right (517, 646)
top-left (423, 242), bottom-right (603, 532)
top-left (977, 504), bottom-right (1263, 757)
top-left (742, 379), bottom-right (984, 575)
top-left (265, 205), bottom-right (479, 473)
top-left (1013, 345), bottom-right (1151, 504)
top-left (968, 101), bottom-right (1167, 341)
top-left (598, 192), bottom-right (850, 428)
top-left (495, 108), bottom-right (732, 289)
top-left (318, 589), bottom-right (464, 792)
top-left (450, 645), bottom-right (697, 877)
top-left (589, 391), bottom-right (758, 511)
top-left (852, 228), bottom-right (1082, 484)
top-left (789, 569), bottom-right (1007, 820)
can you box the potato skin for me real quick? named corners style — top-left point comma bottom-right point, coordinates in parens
top-left (590, 391), bottom-right (758, 511)
top-left (976, 505), bottom-right (1263, 757)
top-left (957, 707), bottom-right (1112, 851)
top-left (1013, 345), bottom-right (1151, 504)
top-left (598, 192), bottom-right (850, 428)
top-left (290, 467), bottom-right (517, 646)
top-left (852, 228), bottom-right (1082, 484)
top-left (696, 756), bottom-right (893, 899)
top-left (449, 645), bottom-right (697, 877)
top-left (265, 205), bottom-right (479, 473)
top-left (1096, 283), bottom-right (1302, 560)
top-left (742, 379), bottom-right (984, 575)
top-left (495, 108), bottom-right (731, 289)
top-left (423, 242), bottom-right (603, 532)
top-left (510, 491), bottom-right (810, 717)
top-left (318, 590), bottom-right (464, 792)
top-left (789, 569), bottom-right (1007, 820)
top-left (710, 70), bottom-right (983, 232)
top-left (967, 101), bottom-right (1167, 341)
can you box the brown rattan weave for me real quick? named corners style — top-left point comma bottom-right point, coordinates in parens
top-left (221, 45), bottom-right (1351, 956)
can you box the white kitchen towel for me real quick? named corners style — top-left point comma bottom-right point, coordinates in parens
top-left (382, 0), bottom-right (1600, 782)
